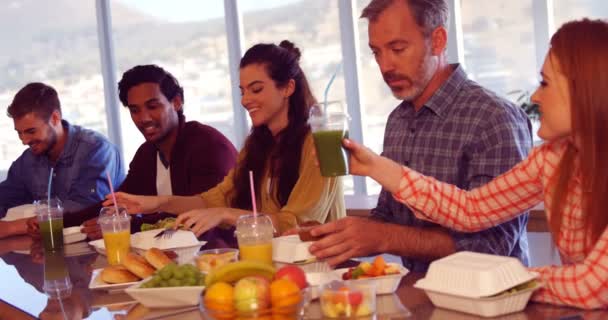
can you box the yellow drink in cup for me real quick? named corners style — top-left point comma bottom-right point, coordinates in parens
top-left (103, 230), bottom-right (131, 265)
top-left (236, 214), bottom-right (274, 266)
top-left (239, 242), bottom-right (273, 265)
top-left (98, 207), bottom-right (131, 265)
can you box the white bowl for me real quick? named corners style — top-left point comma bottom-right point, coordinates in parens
top-left (125, 280), bottom-right (205, 308)
top-left (272, 235), bottom-right (315, 263)
top-left (307, 263), bottom-right (408, 298)
top-left (417, 251), bottom-right (536, 298)
top-left (421, 281), bottom-right (539, 318)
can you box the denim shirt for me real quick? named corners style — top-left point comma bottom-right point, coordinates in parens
top-left (0, 120), bottom-right (125, 218)
top-left (372, 64), bottom-right (533, 272)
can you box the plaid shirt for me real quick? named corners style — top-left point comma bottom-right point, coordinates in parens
top-left (396, 139), bottom-right (608, 309)
top-left (372, 64), bottom-right (533, 272)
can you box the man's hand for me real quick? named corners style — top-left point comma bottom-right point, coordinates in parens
top-left (81, 218), bottom-right (102, 240)
top-left (342, 138), bottom-right (381, 177)
top-left (308, 216), bottom-right (387, 267)
top-left (26, 217), bottom-right (40, 239)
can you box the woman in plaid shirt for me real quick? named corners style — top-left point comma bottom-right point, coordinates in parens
top-left (342, 19), bottom-right (608, 309)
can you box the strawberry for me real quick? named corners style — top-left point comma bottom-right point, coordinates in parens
top-left (348, 291), bottom-right (363, 306)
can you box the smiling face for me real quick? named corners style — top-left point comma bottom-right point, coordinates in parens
top-left (126, 82), bottom-right (181, 144)
top-left (368, 0), bottom-right (439, 101)
top-left (14, 111), bottom-right (59, 157)
top-left (531, 52), bottom-right (572, 141)
top-left (239, 63), bottom-right (294, 135)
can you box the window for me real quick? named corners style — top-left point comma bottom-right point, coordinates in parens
top-left (356, 0), bottom-right (403, 195)
top-left (110, 0), bottom-right (234, 162)
top-left (240, 0), bottom-right (355, 194)
top-left (461, 0), bottom-right (538, 100)
top-left (0, 1), bottom-right (105, 171)
top-left (554, 0), bottom-right (608, 27)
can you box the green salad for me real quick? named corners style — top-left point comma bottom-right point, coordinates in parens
top-left (140, 218), bottom-right (177, 231)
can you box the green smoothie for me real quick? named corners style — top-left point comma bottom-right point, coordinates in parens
top-left (44, 250), bottom-right (68, 280)
top-left (313, 129), bottom-right (349, 176)
top-left (39, 217), bottom-right (64, 252)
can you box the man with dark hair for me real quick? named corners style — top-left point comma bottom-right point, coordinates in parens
top-left (0, 82), bottom-right (124, 238)
top-left (310, 0), bottom-right (533, 271)
top-left (42, 65), bottom-right (238, 243)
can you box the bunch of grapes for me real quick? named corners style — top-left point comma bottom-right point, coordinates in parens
top-left (140, 263), bottom-right (205, 288)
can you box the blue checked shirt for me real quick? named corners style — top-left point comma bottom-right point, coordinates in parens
top-left (372, 64), bottom-right (533, 272)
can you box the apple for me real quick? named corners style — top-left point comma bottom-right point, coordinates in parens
top-left (275, 265), bottom-right (307, 289)
top-left (233, 276), bottom-right (271, 312)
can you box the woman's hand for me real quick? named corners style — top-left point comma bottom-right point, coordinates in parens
top-left (26, 217), bottom-right (40, 239)
top-left (102, 192), bottom-right (163, 214)
top-left (175, 208), bottom-right (233, 237)
top-left (342, 138), bottom-right (381, 177)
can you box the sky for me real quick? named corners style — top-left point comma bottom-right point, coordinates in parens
top-left (115, 0), bottom-right (301, 22)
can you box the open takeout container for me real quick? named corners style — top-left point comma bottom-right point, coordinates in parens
top-left (89, 230), bottom-right (206, 264)
top-left (307, 263), bottom-right (408, 298)
top-left (414, 251), bottom-right (540, 318)
top-left (272, 235), bottom-right (331, 272)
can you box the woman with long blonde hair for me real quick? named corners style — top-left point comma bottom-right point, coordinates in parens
top-left (339, 19), bottom-right (608, 309)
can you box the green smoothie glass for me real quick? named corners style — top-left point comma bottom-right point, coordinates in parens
top-left (43, 249), bottom-right (72, 299)
top-left (35, 198), bottom-right (64, 252)
top-left (309, 102), bottom-right (350, 177)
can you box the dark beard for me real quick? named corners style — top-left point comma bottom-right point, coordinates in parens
top-left (42, 126), bottom-right (58, 157)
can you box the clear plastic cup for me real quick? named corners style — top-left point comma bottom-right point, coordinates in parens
top-left (235, 214), bottom-right (274, 265)
top-left (320, 280), bottom-right (376, 318)
top-left (98, 207), bottom-right (131, 265)
top-left (35, 198), bottom-right (64, 252)
top-left (43, 250), bottom-right (72, 299)
top-left (309, 102), bottom-right (350, 177)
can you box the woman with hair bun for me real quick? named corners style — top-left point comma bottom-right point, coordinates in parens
top-left (107, 40), bottom-right (345, 236)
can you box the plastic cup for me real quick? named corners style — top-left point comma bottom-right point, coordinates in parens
top-left (320, 281), bottom-right (376, 318)
top-left (309, 102), bottom-right (350, 177)
top-left (235, 214), bottom-right (274, 265)
top-left (35, 198), bottom-right (64, 252)
top-left (43, 250), bottom-right (72, 299)
top-left (98, 207), bottom-right (131, 265)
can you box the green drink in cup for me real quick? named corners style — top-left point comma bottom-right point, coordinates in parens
top-left (36, 198), bottom-right (64, 252)
top-left (309, 102), bottom-right (350, 177)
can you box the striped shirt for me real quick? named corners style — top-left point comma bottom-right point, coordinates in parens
top-left (395, 139), bottom-right (608, 309)
top-left (372, 64), bottom-right (533, 272)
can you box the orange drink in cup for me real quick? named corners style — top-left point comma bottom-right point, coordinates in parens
top-left (98, 207), bottom-right (131, 265)
top-left (236, 214), bottom-right (274, 265)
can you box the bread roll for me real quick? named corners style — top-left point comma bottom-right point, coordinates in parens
top-left (100, 265), bottom-right (140, 284)
top-left (123, 253), bottom-right (155, 279)
top-left (144, 248), bottom-right (173, 270)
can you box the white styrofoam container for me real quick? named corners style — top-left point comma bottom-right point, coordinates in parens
top-left (418, 251), bottom-right (536, 298)
top-left (272, 235), bottom-right (315, 263)
top-left (420, 283), bottom-right (539, 318)
top-left (125, 280), bottom-right (205, 308)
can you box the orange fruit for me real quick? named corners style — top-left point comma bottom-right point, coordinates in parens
top-left (204, 282), bottom-right (234, 319)
top-left (270, 279), bottom-right (302, 315)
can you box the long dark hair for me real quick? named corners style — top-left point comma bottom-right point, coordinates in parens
top-left (231, 40), bottom-right (317, 210)
top-left (548, 19), bottom-right (608, 253)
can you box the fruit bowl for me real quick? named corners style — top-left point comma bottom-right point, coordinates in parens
top-left (199, 286), bottom-right (312, 319)
top-left (320, 281), bottom-right (376, 318)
